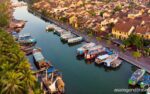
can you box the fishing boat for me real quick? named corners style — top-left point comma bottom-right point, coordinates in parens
top-left (54, 27), bottom-right (68, 36)
top-left (103, 53), bottom-right (118, 67)
top-left (95, 54), bottom-right (110, 64)
top-left (18, 33), bottom-right (36, 44)
top-left (42, 68), bottom-right (65, 94)
top-left (128, 69), bottom-right (146, 86)
top-left (84, 45), bottom-right (105, 60)
top-left (21, 45), bottom-right (35, 55)
top-left (110, 59), bottom-right (122, 68)
top-left (77, 42), bottom-right (96, 55)
top-left (46, 25), bottom-right (55, 31)
top-left (32, 48), bottom-right (51, 69)
top-left (61, 33), bottom-right (76, 41)
top-left (68, 37), bottom-right (83, 44)
top-left (140, 75), bottom-right (150, 88)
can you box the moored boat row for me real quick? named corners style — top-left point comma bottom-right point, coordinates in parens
top-left (46, 24), bottom-right (83, 44)
top-left (76, 42), bottom-right (122, 68)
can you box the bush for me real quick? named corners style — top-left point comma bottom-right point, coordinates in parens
top-left (132, 51), bottom-right (142, 59)
top-left (0, 14), bottom-right (9, 27)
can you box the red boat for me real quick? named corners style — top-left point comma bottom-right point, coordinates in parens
top-left (84, 45), bottom-right (106, 60)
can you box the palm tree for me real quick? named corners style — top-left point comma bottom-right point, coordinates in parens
top-left (21, 69), bottom-right (37, 89)
top-left (0, 71), bottom-right (24, 94)
top-left (0, 62), bottom-right (13, 76)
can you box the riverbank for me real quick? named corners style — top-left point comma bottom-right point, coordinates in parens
top-left (28, 8), bottom-right (150, 73)
top-left (0, 0), bottom-right (42, 93)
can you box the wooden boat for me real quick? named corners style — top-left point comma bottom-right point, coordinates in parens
top-left (68, 37), bottom-right (83, 44)
top-left (54, 27), bottom-right (68, 36)
top-left (95, 54), bottom-right (110, 64)
top-left (46, 25), bottom-right (55, 31)
top-left (18, 33), bottom-right (36, 44)
top-left (77, 42), bottom-right (96, 55)
top-left (61, 33), bottom-right (76, 41)
top-left (128, 69), bottom-right (146, 86)
top-left (110, 59), bottom-right (122, 68)
top-left (84, 45), bottom-right (105, 60)
top-left (103, 53), bottom-right (118, 67)
top-left (32, 48), bottom-right (51, 69)
top-left (42, 69), bottom-right (65, 94)
top-left (21, 45), bottom-right (35, 55)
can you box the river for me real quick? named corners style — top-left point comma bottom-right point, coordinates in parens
top-left (12, 4), bottom-right (143, 94)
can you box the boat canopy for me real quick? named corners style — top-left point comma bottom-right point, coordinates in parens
top-left (97, 54), bottom-right (109, 60)
top-left (33, 52), bottom-right (45, 62)
top-left (47, 66), bottom-right (56, 73)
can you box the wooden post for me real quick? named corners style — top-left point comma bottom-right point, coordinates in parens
top-left (40, 82), bottom-right (43, 90)
top-left (46, 68), bottom-right (48, 81)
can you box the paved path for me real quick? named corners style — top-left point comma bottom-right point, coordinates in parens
top-left (29, 8), bottom-right (150, 73)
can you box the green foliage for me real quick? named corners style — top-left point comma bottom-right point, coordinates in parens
top-left (123, 34), bottom-right (144, 50)
top-left (0, 14), bottom-right (9, 27)
top-left (87, 10), bottom-right (96, 16)
top-left (113, 5), bottom-right (122, 12)
top-left (96, 37), bottom-right (102, 41)
top-left (0, 1), bottom-right (9, 27)
top-left (99, 11), bottom-right (105, 17)
top-left (106, 40), bottom-right (111, 45)
top-left (119, 44), bottom-right (125, 52)
top-left (0, 29), bottom-right (38, 94)
top-left (132, 51), bottom-right (142, 58)
top-left (59, 16), bottom-right (68, 23)
top-left (0, 1), bottom-right (41, 93)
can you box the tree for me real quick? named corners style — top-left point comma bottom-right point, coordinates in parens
top-left (21, 69), bottom-right (37, 89)
top-left (123, 39), bottom-right (130, 48)
top-left (132, 51), bottom-right (142, 59)
top-left (119, 44), bottom-right (125, 52)
top-left (0, 71), bottom-right (24, 94)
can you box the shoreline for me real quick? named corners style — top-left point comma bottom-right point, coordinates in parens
top-left (28, 8), bottom-right (150, 73)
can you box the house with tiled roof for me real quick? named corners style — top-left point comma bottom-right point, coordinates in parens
top-left (134, 21), bottom-right (150, 40)
top-left (112, 19), bottom-right (140, 39)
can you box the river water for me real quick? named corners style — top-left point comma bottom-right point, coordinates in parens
top-left (12, 5), bottom-right (142, 94)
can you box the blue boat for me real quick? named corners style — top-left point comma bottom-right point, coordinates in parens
top-left (18, 33), bottom-right (36, 44)
top-left (140, 75), bottom-right (150, 88)
top-left (129, 69), bottom-right (146, 86)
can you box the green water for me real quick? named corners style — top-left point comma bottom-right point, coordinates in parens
top-left (12, 6), bottom-right (142, 94)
